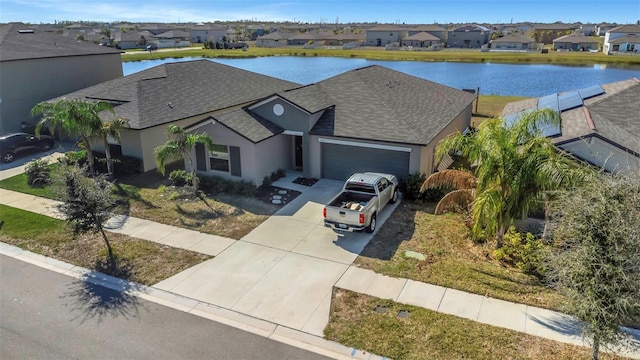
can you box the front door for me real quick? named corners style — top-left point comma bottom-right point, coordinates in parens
top-left (294, 136), bottom-right (303, 170)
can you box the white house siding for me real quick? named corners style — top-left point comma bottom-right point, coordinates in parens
top-left (558, 137), bottom-right (640, 174)
top-left (0, 53), bottom-right (122, 133)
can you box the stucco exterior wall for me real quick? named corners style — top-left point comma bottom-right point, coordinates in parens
top-left (190, 121), bottom-right (291, 185)
top-left (251, 98), bottom-right (315, 132)
top-left (420, 103), bottom-right (473, 174)
top-left (365, 31), bottom-right (406, 46)
top-left (0, 53), bottom-right (123, 133)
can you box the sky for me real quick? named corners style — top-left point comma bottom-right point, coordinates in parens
top-left (1, 0), bottom-right (638, 25)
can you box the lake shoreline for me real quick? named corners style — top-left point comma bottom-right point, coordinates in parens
top-left (122, 47), bottom-right (640, 66)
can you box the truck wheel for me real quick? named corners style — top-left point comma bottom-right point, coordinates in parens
top-left (365, 214), bottom-right (376, 233)
top-left (389, 189), bottom-right (398, 204)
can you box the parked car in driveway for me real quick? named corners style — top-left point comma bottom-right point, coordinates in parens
top-left (0, 132), bottom-right (55, 163)
top-left (323, 172), bottom-right (399, 233)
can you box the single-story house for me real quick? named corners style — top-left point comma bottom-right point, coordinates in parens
top-left (401, 32), bottom-right (442, 48)
top-left (0, 22), bottom-right (123, 134)
top-left (502, 78), bottom-right (640, 174)
top-left (154, 30), bottom-right (190, 48)
top-left (607, 35), bottom-right (640, 54)
top-left (552, 34), bottom-right (599, 51)
top-left (324, 33), bottom-right (365, 47)
top-left (50, 60), bottom-right (475, 183)
top-left (256, 32), bottom-right (290, 47)
top-left (490, 33), bottom-right (537, 50)
top-left (603, 24), bottom-right (640, 54)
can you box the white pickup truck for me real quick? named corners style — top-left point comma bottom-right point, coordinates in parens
top-left (323, 172), bottom-right (399, 233)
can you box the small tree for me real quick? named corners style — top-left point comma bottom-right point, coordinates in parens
top-left (545, 173), bottom-right (640, 360)
top-left (154, 125), bottom-right (214, 189)
top-left (57, 165), bottom-right (118, 263)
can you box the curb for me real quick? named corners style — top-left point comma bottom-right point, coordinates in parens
top-left (0, 242), bottom-right (382, 360)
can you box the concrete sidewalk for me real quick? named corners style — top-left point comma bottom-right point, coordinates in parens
top-left (1, 171), bottom-right (639, 358)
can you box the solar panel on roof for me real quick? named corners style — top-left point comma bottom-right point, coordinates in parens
top-left (538, 94), bottom-right (559, 112)
top-left (541, 123), bottom-right (561, 137)
top-left (578, 85), bottom-right (605, 100)
top-left (558, 91), bottom-right (583, 111)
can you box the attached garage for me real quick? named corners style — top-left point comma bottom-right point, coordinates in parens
top-left (320, 139), bottom-right (411, 181)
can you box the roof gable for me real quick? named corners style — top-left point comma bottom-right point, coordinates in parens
top-left (280, 65), bottom-right (475, 145)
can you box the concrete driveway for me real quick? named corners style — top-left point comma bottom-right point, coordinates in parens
top-left (154, 178), bottom-right (400, 336)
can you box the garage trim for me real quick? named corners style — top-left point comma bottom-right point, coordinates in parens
top-left (318, 138), bottom-right (412, 153)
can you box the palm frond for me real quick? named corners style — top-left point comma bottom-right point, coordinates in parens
top-left (434, 189), bottom-right (476, 215)
top-left (420, 169), bottom-right (477, 192)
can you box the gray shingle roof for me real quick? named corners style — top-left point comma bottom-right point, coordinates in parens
top-left (503, 79), bottom-right (640, 155)
top-left (403, 32), bottom-right (441, 42)
top-left (281, 65), bottom-right (475, 146)
top-left (60, 59), bottom-right (300, 129)
top-left (610, 35), bottom-right (640, 44)
top-left (553, 34), bottom-right (598, 43)
top-left (0, 23), bottom-right (121, 62)
top-left (491, 33), bottom-right (535, 43)
top-left (608, 24), bottom-right (640, 33)
top-left (214, 109), bottom-right (284, 143)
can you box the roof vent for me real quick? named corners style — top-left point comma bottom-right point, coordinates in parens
top-left (18, 29), bottom-right (34, 34)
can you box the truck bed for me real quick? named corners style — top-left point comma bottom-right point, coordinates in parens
top-left (327, 192), bottom-right (375, 211)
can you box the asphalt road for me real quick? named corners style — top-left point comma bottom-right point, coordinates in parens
top-left (0, 255), bottom-right (331, 360)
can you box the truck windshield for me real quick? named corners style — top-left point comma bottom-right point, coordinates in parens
top-left (345, 183), bottom-right (376, 194)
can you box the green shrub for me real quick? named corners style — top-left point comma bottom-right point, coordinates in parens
top-left (64, 150), bottom-right (88, 166)
top-left (62, 150), bottom-right (141, 177)
top-left (25, 159), bottom-right (51, 186)
top-left (198, 174), bottom-right (257, 196)
top-left (169, 170), bottom-right (193, 186)
top-left (402, 172), bottom-right (427, 201)
top-left (262, 175), bottom-right (273, 188)
top-left (493, 227), bottom-right (546, 276)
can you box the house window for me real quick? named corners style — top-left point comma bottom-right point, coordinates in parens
top-left (209, 144), bottom-right (229, 172)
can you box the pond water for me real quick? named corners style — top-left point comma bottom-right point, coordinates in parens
top-left (122, 56), bottom-right (640, 97)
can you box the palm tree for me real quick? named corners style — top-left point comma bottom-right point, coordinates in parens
top-left (423, 108), bottom-right (580, 248)
top-left (420, 169), bottom-right (477, 215)
top-left (154, 125), bottom-right (214, 189)
top-left (98, 117), bottom-right (129, 179)
top-left (32, 98), bottom-right (117, 175)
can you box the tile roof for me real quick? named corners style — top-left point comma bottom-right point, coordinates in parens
top-left (60, 59), bottom-right (300, 130)
top-left (0, 22), bottom-right (121, 62)
top-left (280, 65), bottom-right (475, 146)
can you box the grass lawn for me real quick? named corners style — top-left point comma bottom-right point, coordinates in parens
top-left (472, 94), bottom-right (529, 126)
top-left (324, 288), bottom-right (627, 360)
top-left (0, 205), bottom-right (210, 285)
top-left (121, 46), bottom-right (640, 65)
top-left (0, 166), bottom-right (281, 240)
top-left (115, 170), bottom-right (280, 240)
top-left (355, 201), bottom-right (564, 310)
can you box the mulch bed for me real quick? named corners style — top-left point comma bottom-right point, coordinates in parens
top-left (293, 177), bottom-right (319, 186)
top-left (257, 186), bottom-right (301, 206)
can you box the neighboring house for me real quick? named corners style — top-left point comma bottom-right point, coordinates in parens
top-left (324, 33), bottom-right (365, 47)
top-left (401, 32), bottom-right (442, 48)
top-left (596, 23), bottom-right (618, 36)
top-left (256, 32), bottom-right (289, 47)
top-left (189, 24), bottom-right (227, 44)
top-left (154, 30), bottom-right (190, 48)
top-left (490, 33), bottom-right (537, 50)
top-left (530, 23), bottom-right (577, 44)
top-left (502, 78), bottom-right (640, 174)
top-left (553, 33), bottom-right (599, 51)
top-left (408, 24), bottom-right (447, 41)
top-left (287, 32), bottom-right (324, 46)
top-left (603, 25), bottom-right (640, 54)
top-left (578, 23), bottom-right (597, 36)
top-left (364, 25), bottom-right (408, 46)
top-left (50, 60), bottom-right (475, 183)
top-left (0, 23), bottom-right (123, 134)
top-left (447, 24), bottom-right (490, 48)
top-left (113, 30), bottom-right (151, 49)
